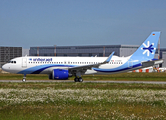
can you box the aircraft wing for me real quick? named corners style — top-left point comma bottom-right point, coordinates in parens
top-left (141, 59), bottom-right (164, 67)
top-left (69, 52), bottom-right (115, 73)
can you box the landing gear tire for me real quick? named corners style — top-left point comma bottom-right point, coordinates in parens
top-left (22, 78), bottom-right (26, 82)
top-left (74, 77), bottom-right (79, 82)
top-left (78, 77), bottom-right (83, 82)
top-left (74, 77), bottom-right (83, 82)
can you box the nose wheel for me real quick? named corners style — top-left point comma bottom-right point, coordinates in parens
top-left (22, 78), bottom-right (26, 82)
top-left (22, 74), bottom-right (26, 82)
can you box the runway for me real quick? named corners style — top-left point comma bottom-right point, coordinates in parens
top-left (0, 80), bottom-right (166, 84)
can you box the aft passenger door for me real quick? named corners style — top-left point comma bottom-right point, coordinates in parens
top-left (128, 61), bottom-right (133, 68)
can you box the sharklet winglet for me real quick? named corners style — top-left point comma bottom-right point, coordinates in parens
top-left (104, 51), bottom-right (115, 63)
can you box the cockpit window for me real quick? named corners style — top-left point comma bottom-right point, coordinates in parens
top-left (8, 61), bottom-right (12, 63)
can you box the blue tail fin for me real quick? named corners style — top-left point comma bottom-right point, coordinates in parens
top-left (130, 31), bottom-right (160, 60)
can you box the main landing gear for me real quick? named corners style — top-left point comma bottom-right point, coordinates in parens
top-left (74, 77), bottom-right (83, 82)
top-left (22, 74), bottom-right (26, 82)
top-left (74, 72), bottom-right (83, 82)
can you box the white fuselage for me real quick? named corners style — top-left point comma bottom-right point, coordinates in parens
top-left (2, 55), bottom-right (131, 75)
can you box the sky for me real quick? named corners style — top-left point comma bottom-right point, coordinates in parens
top-left (0, 0), bottom-right (166, 49)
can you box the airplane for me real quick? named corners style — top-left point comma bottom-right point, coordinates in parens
top-left (2, 31), bottom-right (164, 82)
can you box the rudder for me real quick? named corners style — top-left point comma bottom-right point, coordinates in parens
top-left (130, 31), bottom-right (160, 61)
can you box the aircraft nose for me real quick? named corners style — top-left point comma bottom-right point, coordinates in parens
top-left (2, 64), bottom-right (8, 71)
top-left (2, 64), bottom-right (5, 71)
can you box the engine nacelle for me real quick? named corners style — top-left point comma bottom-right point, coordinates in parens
top-left (49, 69), bottom-right (69, 80)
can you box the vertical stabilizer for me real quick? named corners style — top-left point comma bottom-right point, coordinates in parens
top-left (130, 32), bottom-right (160, 61)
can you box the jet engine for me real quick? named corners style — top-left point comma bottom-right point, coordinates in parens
top-left (49, 69), bottom-right (70, 80)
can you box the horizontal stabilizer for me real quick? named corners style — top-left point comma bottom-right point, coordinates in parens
top-left (142, 59), bottom-right (164, 67)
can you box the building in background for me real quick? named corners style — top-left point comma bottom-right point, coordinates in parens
top-left (161, 50), bottom-right (166, 67)
top-left (22, 49), bottom-right (30, 56)
top-left (29, 45), bottom-right (139, 57)
top-left (0, 47), bottom-right (22, 68)
top-left (29, 45), bottom-right (166, 67)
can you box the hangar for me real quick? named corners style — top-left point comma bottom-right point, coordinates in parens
top-left (29, 45), bottom-right (166, 67)
top-left (0, 47), bottom-right (22, 68)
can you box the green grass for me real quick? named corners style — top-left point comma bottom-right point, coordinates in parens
top-left (0, 73), bottom-right (48, 80)
top-left (0, 72), bottom-right (166, 81)
top-left (0, 82), bottom-right (166, 119)
top-left (0, 82), bottom-right (166, 90)
top-left (0, 73), bottom-right (166, 119)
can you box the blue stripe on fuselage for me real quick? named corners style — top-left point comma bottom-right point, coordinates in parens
top-left (18, 64), bottom-right (76, 74)
top-left (93, 63), bottom-right (141, 73)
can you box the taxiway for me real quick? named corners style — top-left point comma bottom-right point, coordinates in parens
top-left (0, 80), bottom-right (166, 84)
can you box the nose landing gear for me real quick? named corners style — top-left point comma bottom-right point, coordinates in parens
top-left (22, 74), bottom-right (26, 82)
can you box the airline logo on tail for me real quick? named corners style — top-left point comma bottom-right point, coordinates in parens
top-left (141, 41), bottom-right (156, 56)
